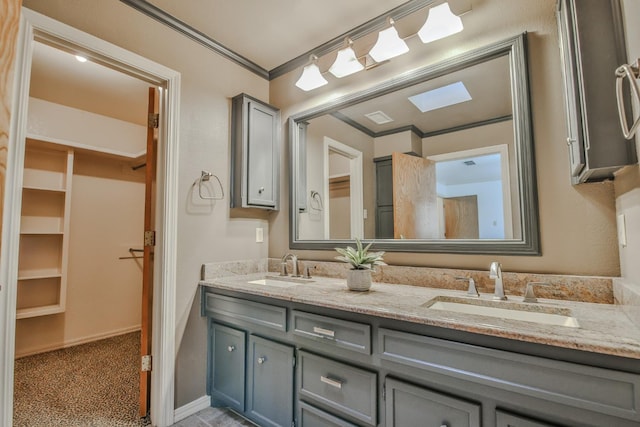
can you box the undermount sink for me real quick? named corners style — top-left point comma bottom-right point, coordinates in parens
top-left (423, 296), bottom-right (580, 328)
top-left (247, 275), bottom-right (314, 288)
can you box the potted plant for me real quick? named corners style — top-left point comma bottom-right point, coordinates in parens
top-left (335, 238), bottom-right (386, 291)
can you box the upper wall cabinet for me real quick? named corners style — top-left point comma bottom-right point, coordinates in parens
top-left (231, 93), bottom-right (281, 210)
top-left (557, 0), bottom-right (637, 184)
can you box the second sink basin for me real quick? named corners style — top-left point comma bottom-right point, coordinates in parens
top-left (247, 275), bottom-right (314, 288)
top-left (423, 296), bottom-right (580, 328)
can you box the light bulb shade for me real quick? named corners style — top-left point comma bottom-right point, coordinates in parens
top-left (295, 63), bottom-right (328, 91)
top-left (329, 47), bottom-right (364, 78)
top-left (368, 26), bottom-right (409, 62)
top-left (418, 2), bottom-right (464, 44)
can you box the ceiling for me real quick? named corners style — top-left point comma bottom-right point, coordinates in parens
top-left (144, 0), bottom-right (412, 71)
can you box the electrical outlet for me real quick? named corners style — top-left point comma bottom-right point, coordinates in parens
top-left (256, 227), bottom-right (264, 243)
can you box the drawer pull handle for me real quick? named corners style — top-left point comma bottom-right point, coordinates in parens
top-left (227, 345), bottom-right (235, 352)
top-left (313, 327), bottom-right (335, 338)
top-left (320, 375), bottom-right (343, 389)
top-left (257, 356), bottom-right (266, 365)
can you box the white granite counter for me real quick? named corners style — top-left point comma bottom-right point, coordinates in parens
top-left (200, 272), bottom-right (640, 360)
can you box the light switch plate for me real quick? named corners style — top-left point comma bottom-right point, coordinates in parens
top-left (256, 227), bottom-right (264, 243)
top-left (617, 214), bottom-right (627, 247)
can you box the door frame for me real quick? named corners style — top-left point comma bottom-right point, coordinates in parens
top-left (0, 8), bottom-right (180, 427)
top-left (322, 137), bottom-right (364, 240)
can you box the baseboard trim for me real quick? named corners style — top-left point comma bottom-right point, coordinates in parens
top-left (174, 395), bottom-right (211, 422)
top-left (14, 325), bottom-right (141, 358)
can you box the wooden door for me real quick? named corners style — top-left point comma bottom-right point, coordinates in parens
top-left (391, 152), bottom-right (438, 239)
top-left (140, 87), bottom-right (158, 417)
top-left (443, 195), bottom-right (479, 239)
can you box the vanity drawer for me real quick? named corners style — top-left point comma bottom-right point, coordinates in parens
top-left (378, 328), bottom-right (640, 422)
top-left (203, 293), bottom-right (287, 332)
top-left (385, 378), bottom-right (481, 427)
top-left (298, 350), bottom-right (377, 426)
top-left (292, 310), bottom-right (371, 354)
top-left (299, 401), bottom-right (359, 427)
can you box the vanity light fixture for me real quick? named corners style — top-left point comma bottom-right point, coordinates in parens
top-left (295, 55), bottom-right (328, 91)
top-left (368, 18), bottom-right (410, 63)
top-left (75, 55), bottom-right (88, 63)
top-left (418, 2), bottom-right (464, 44)
top-left (329, 38), bottom-right (364, 78)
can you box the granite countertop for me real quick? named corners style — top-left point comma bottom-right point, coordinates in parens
top-left (200, 273), bottom-right (640, 360)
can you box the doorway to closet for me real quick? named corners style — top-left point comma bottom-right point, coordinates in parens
top-left (2, 9), bottom-right (180, 426)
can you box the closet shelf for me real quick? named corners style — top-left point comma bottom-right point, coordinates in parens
top-left (16, 304), bottom-right (64, 319)
top-left (18, 268), bottom-right (63, 281)
top-left (22, 185), bottom-right (66, 193)
top-left (20, 231), bottom-right (64, 236)
top-left (27, 133), bottom-right (146, 160)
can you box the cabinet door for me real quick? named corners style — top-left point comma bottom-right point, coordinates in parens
top-left (385, 378), bottom-right (480, 427)
top-left (247, 100), bottom-right (278, 207)
top-left (209, 323), bottom-right (246, 411)
top-left (247, 335), bottom-right (294, 427)
top-left (496, 410), bottom-right (558, 427)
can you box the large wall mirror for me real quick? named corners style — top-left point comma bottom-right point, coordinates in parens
top-left (288, 33), bottom-right (539, 255)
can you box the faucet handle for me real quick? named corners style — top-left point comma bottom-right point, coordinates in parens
top-left (455, 276), bottom-right (480, 297)
top-left (303, 265), bottom-right (315, 279)
top-left (523, 282), bottom-right (551, 303)
top-left (279, 262), bottom-right (288, 276)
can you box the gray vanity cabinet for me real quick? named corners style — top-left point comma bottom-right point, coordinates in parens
top-left (231, 93), bottom-right (280, 210)
top-left (202, 288), bottom-right (640, 427)
top-left (247, 335), bottom-right (295, 427)
top-left (208, 322), bottom-right (246, 411)
top-left (556, 0), bottom-right (636, 184)
top-left (385, 378), bottom-right (481, 427)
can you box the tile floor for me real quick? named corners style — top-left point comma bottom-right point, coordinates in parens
top-left (171, 407), bottom-right (257, 427)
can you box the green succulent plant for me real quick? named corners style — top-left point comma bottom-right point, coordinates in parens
top-left (335, 238), bottom-right (386, 270)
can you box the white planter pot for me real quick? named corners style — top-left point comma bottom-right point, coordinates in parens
top-left (346, 269), bottom-right (372, 291)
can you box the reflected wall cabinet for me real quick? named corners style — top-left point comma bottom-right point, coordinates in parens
top-left (230, 93), bottom-right (281, 210)
top-left (557, 0), bottom-right (637, 184)
top-left (17, 139), bottom-right (73, 318)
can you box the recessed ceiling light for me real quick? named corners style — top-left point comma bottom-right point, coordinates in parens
top-left (75, 55), bottom-right (88, 63)
top-left (364, 110), bottom-right (394, 125)
top-left (408, 81), bottom-right (472, 113)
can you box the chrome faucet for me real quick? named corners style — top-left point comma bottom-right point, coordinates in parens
top-left (489, 261), bottom-right (507, 300)
top-left (282, 253), bottom-right (300, 277)
top-left (455, 276), bottom-right (479, 297)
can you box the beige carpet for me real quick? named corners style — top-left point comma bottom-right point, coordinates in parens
top-left (13, 332), bottom-right (150, 427)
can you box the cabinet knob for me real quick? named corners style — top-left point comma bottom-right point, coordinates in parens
top-left (257, 356), bottom-right (266, 365)
top-left (258, 187), bottom-right (265, 194)
top-left (227, 345), bottom-right (235, 352)
top-left (566, 137), bottom-right (576, 146)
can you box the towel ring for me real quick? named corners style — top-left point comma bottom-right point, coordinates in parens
top-left (615, 59), bottom-right (640, 140)
top-left (195, 170), bottom-right (224, 200)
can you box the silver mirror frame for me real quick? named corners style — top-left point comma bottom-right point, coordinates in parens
top-left (288, 33), bottom-right (540, 255)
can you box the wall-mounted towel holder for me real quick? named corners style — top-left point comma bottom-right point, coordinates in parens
top-left (615, 58), bottom-right (640, 140)
top-left (194, 170), bottom-right (224, 200)
top-left (309, 190), bottom-right (323, 212)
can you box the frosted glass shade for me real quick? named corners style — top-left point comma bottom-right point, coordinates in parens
top-left (418, 2), bottom-right (464, 44)
top-left (368, 26), bottom-right (409, 62)
top-left (329, 47), bottom-right (364, 78)
top-left (295, 63), bottom-right (328, 91)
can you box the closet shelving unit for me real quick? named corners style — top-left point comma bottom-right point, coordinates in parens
top-left (17, 138), bottom-right (74, 319)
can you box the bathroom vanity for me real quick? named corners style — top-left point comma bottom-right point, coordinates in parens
top-left (200, 273), bottom-right (640, 427)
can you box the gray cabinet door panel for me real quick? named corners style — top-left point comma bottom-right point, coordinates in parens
top-left (209, 323), bottom-right (245, 411)
top-left (247, 101), bottom-right (277, 206)
top-left (378, 328), bottom-right (640, 422)
top-left (298, 350), bottom-right (377, 426)
top-left (385, 378), bottom-right (480, 427)
top-left (247, 335), bottom-right (294, 427)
